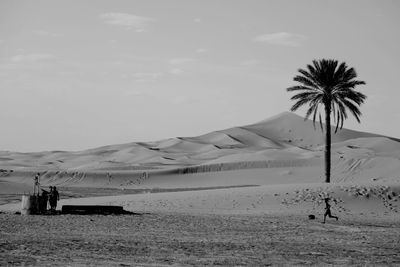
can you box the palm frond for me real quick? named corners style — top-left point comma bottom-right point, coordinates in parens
top-left (343, 67), bottom-right (358, 81)
top-left (334, 109), bottom-right (341, 133)
top-left (290, 92), bottom-right (319, 101)
top-left (319, 113), bottom-right (324, 131)
top-left (333, 62), bottom-right (347, 82)
top-left (286, 58), bottom-right (365, 132)
top-left (336, 101), bottom-right (348, 128)
top-left (341, 99), bottom-right (362, 122)
top-left (293, 75), bottom-right (321, 89)
top-left (341, 90), bottom-right (366, 105)
top-left (304, 101), bottom-right (321, 130)
top-left (297, 69), bottom-right (321, 89)
top-left (286, 85), bottom-right (315, 92)
top-left (290, 98), bottom-right (310, 111)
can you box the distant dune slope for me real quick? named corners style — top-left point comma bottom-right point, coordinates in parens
top-left (1, 112), bottom-right (400, 187)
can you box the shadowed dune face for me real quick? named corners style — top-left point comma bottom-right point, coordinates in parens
top-left (1, 112), bottom-right (400, 188)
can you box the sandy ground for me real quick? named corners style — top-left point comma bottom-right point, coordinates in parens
top-left (1, 182), bottom-right (399, 265)
top-left (2, 182), bottom-right (399, 218)
top-left (1, 112), bottom-right (400, 265)
top-left (1, 213), bottom-right (399, 266)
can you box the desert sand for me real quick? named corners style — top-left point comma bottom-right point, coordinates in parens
top-left (1, 112), bottom-right (400, 265)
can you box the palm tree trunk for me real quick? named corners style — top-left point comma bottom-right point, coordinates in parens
top-left (324, 103), bottom-right (331, 183)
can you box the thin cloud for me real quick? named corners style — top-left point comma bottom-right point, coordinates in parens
top-left (133, 72), bottom-right (164, 83)
top-left (169, 58), bottom-right (194, 65)
top-left (196, 48), bottom-right (207, 54)
top-left (241, 59), bottom-right (261, 66)
top-left (125, 90), bottom-right (143, 96)
top-left (99, 13), bottom-right (155, 31)
top-left (169, 68), bottom-right (183, 75)
top-left (168, 58), bottom-right (194, 75)
top-left (133, 72), bottom-right (163, 79)
top-left (253, 32), bottom-right (306, 47)
top-left (170, 95), bottom-right (188, 105)
top-left (10, 53), bottom-right (55, 62)
top-left (32, 30), bottom-right (63, 37)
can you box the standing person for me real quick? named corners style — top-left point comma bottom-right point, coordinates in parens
top-left (49, 186), bottom-right (54, 211)
top-left (323, 198), bottom-right (338, 223)
top-left (33, 173), bottom-right (40, 195)
top-left (40, 189), bottom-right (49, 214)
top-left (48, 186), bottom-right (53, 210)
top-left (50, 186), bottom-right (60, 212)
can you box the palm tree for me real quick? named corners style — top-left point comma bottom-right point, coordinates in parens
top-left (287, 59), bottom-right (366, 183)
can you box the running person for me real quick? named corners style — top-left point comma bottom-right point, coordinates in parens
top-left (323, 198), bottom-right (338, 223)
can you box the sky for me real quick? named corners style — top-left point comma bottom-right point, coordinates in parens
top-left (0, 0), bottom-right (399, 152)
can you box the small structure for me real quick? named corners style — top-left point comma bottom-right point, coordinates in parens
top-left (20, 173), bottom-right (50, 215)
top-left (21, 194), bottom-right (50, 215)
top-left (21, 194), bottom-right (39, 215)
top-left (61, 205), bottom-right (133, 215)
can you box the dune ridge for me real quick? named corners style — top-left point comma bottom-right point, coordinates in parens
top-left (0, 112), bottom-right (397, 173)
top-left (1, 112), bottom-right (400, 190)
top-left (1, 112), bottom-right (400, 220)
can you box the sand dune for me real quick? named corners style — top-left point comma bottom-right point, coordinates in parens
top-left (1, 111), bottom-right (400, 220)
top-left (0, 112), bottom-right (396, 172)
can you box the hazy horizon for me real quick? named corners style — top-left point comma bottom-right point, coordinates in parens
top-left (1, 0), bottom-right (399, 152)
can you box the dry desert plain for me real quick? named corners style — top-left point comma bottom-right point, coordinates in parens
top-left (0, 112), bottom-right (400, 266)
